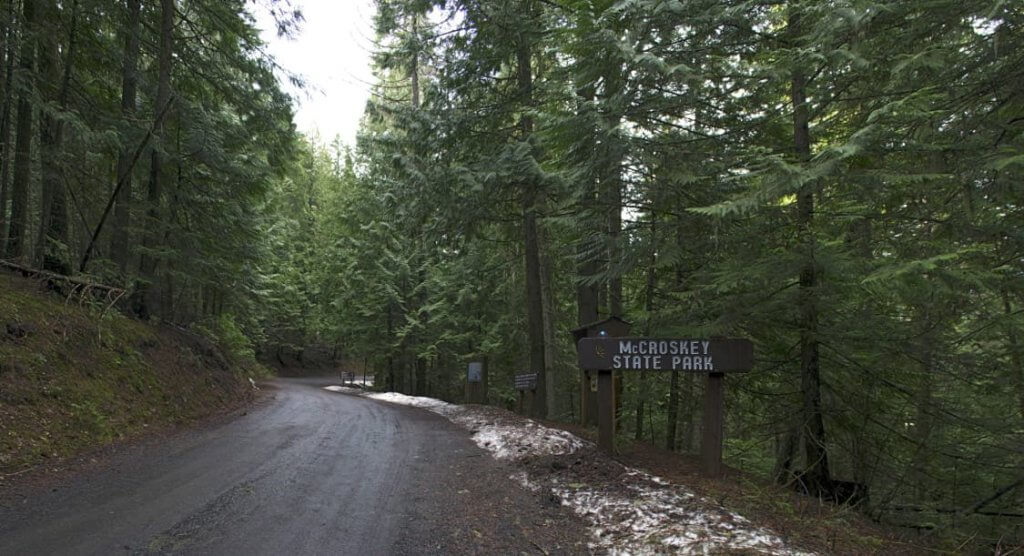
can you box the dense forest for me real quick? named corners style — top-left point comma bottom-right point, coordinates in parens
top-left (0, 0), bottom-right (1021, 546)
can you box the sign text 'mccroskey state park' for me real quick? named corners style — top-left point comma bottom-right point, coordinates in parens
top-left (577, 337), bottom-right (753, 372)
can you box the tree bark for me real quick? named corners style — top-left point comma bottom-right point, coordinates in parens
top-left (600, 65), bottom-right (625, 319)
top-left (523, 190), bottom-right (546, 419)
top-left (666, 249), bottom-right (684, 451)
top-left (539, 223), bottom-right (558, 418)
top-left (111, 0), bottom-right (141, 272)
top-left (414, 356), bottom-right (426, 396)
top-left (408, 15), bottom-right (430, 397)
top-left (773, 424), bottom-right (798, 484)
top-left (573, 84), bottom-right (601, 425)
top-left (681, 371), bottom-right (697, 451)
top-left (0, 0), bottom-right (15, 251)
top-left (911, 310), bottom-right (935, 498)
top-left (577, 249), bottom-right (600, 324)
top-left (576, 238), bottom-right (600, 427)
top-left (386, 305), bottom-right (395, 391)
top-left (409, 15), bottom-right (419, 110)
top-left (636, 216), bottom-right (657, 440)
top-left (599, 64), bottom-right (626, 432)
top-left (792, 7), bottom-right (831, 494)
top-left (1003, 290), bottom-right (1024, 421)
top-left (666, 368), bottom-right (680, 450)
top-left (516, 2), bottom-right (546, 419)
top-left (6, 0), bottom-right (35, 261)
top-left (136, 0), bottom-right (174, 318)
top-left (34, 0), bottom-right (74, 274)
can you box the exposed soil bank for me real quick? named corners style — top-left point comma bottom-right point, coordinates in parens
top-left (0, 272), bottom-right (257, 475)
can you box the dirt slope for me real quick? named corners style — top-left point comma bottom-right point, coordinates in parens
top-left (0, 272), bottom-right (256, 475)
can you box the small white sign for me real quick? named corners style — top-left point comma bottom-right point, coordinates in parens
top-left (467, 361), bottom-right (483, 383)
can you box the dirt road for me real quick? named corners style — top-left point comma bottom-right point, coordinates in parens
top-left (0, 378), bottom-right (590, 555)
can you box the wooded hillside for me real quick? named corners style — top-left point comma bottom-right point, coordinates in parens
top-left (1, 0), bottom-right (1021, 548)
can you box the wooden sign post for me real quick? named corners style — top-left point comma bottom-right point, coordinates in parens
top-left (514, 373), bottom-right (538, 414)
top-left (571, 317), bottom-right (632, 430)
top-left (465, 359), bottom-right (487, 404)
top-left (577, 336), bottom-right (753, 477)
top-left (701, 371), bottom-right (726, 478)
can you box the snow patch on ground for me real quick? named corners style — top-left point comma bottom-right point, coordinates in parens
top-left (335, 386), bottom-right (811, 555)
top-left (362, 391), bottom-right (583, 461)
top-left (364, 391), bottom-right (453, 411)
top-left (552, 470), bottom-right (810, 555)
top-left (322, 385), bottom-right (362, 394)
top-left (454, 415), bottom-right (585, 461)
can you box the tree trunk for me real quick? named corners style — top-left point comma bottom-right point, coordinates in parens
top-left (409, 15), bottom-right (419, 110)
top-left (539, 222), bottom-right (558, 418)
top-left (516, 4), bottom-right (546, 419)
top-left (6, 0), bottom-right (34, 261)
top-left (523, 191), bottom-right (546, 419)
top-left (34, 0), bottom-right (74, 274)
top-left (666, 248), bottom-right (684, 451)
top-left (599, 65), bottom-right (626, 431)
top-left (412, 264), bottom-right (428, 396)
top-left (636, 216), bottom-right (657, 440)
top-left (1003, 290), bottom-right (1024, 421)
top-left (791, 9), bottom-right (831, 494)
top-left (408, 16), bottom-right (430, 397)
top-left (911, 312), bottom-right (935, 499)
top-left (111, 0), bottom-right (141, 272)
top-left (386, 305), bottom-right (395, 391)
top-left (574, 86), bottom-right (601, 426)
top-left (414, 356), bottom-right (426, 396)
top-left (577, 249), bottom-right (600, 324)
top-left (773, 425), bottom-right (798, 485)
top-left (666, 369), bottom-right (680, 450)
top-left (607, 195), bottom-right (622, 317)
top-left (0, 0), bottom-right (16, 251)
top-left (681, 371), bottom-right (697, 452)
top-left (601, 67), bottom-right (624, 319)
top-left (137, 0), bottom-right (174, 318)
top-left (577, 233), bottom-right (600, 427)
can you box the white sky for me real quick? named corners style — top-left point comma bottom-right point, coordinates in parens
top-left (254, 0), bottom-right (378, 146)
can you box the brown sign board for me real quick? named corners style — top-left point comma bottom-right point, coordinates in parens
top-left (514, 373), bottom-right (538, 391)
top-left (577, 337), bottom-right (753, 372)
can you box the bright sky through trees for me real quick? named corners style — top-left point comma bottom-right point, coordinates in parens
top-left (255, 0), bottom-right (376, 144)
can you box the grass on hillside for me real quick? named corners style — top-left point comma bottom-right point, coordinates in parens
top-left (0, 273), bottom-right (259, 475)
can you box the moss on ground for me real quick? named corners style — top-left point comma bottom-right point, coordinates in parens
top-left (0, 273), bottom-right (258, 473)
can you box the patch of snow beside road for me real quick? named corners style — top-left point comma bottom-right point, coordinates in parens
top-left (365, 391), bottom-right (452, 411)
top-left (362, 391), bottom-right (583, 461)
top-left (552, 470), bottom-right (813, 555)
top-left (323, 385), bottom-right (362, 394)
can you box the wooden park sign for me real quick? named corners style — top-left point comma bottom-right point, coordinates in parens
top-left (576, 332), bottom-right (753, 478)
top-left (577, 338), bottom-right (753, 372)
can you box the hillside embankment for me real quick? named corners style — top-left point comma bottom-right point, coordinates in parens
top-left (0, 272), bottom-right (260, 476)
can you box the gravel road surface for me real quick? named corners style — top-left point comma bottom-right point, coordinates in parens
top-left (0, 378), bottom-right (591, 555)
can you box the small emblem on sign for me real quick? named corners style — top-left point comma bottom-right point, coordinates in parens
top-left (595, 344), bottom-right (607, 359)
